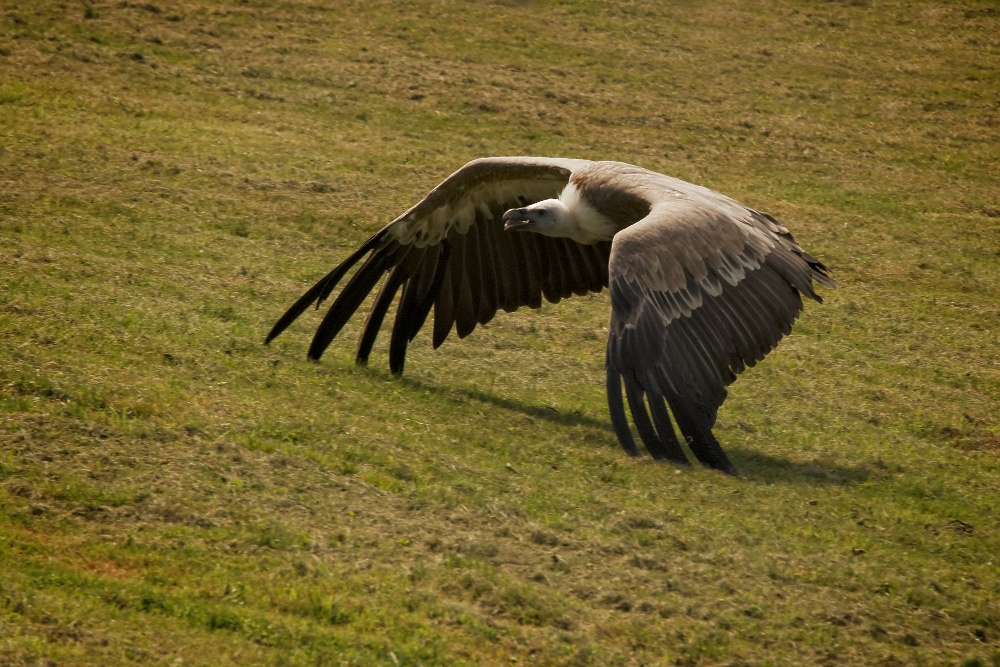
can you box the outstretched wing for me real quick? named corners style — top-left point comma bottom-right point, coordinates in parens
top-left (604, 197), bottom-right (834, 472)
top-left (266, 157), bottom-right (613, 373)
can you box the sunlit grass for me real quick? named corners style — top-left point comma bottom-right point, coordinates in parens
top-left (1, 0), bottom-right (999, 665)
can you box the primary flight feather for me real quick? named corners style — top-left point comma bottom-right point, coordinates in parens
top-left (266, 158), bottom-right (834, 474)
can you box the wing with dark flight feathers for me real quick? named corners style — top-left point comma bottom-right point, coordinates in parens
top-left (265, 157), bottom-right (612, 373)
top-left (604, 198), bottom-right (835, 473)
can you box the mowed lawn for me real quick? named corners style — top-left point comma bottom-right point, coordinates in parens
top-left (1, 0), bottom-right (998, 665)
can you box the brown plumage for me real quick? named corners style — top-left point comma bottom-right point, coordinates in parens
top-left (266, 158), bottom-right (835, 474)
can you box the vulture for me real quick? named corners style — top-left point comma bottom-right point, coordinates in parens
top-left (266, 158), bottom-right (834, 474)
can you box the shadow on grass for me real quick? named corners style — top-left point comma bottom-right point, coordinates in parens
top-left (728, 447), bottom-right (873, 486)
top-left (393, 373), bottom-right (873, 484)
top-left (399, 375), bottom-right (615, 432)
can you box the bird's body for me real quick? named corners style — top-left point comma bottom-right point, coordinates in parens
top-left (267, 158), bottom-right (834, 474)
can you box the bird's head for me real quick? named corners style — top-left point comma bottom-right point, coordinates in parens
top-left (502, 198), bottom-right (574, 238)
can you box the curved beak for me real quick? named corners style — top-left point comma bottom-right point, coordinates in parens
top-left (502, 208), bottom-right (532, 231)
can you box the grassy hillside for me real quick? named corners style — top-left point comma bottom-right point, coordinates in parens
top-left (1, 0), bottom-right (998, 664)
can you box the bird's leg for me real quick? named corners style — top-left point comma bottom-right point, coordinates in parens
top-left (685, 430), bottom-right (736, 476)
top-left (665, 394), bottom-right (736, 475)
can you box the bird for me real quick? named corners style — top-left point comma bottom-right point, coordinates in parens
top-left (266, 157), bottom-right (834, 474)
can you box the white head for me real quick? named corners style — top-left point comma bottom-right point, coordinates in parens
top-left (502, 184), bottom-right (616, 244)
top-left (501, 198), bottom-right (573, 238)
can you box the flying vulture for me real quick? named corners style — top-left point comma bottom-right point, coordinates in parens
top-left (266, 158), bottom-right (834, 474)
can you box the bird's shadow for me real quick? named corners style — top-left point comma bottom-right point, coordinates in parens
top-left (398, 375), bottom-right (614, 431)
top-left (395, 375), bottom-right (872, 487)
top-left (725, 447), bottom-right (873, 487)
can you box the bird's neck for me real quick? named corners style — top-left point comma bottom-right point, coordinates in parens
top-left (558, 183), bottom-right (618, 244)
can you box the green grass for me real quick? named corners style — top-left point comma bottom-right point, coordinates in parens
top-left (1, 0), bottom-right (999, 664)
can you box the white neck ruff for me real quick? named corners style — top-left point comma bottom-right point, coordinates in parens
top-left (559, 183), bottom-right (618, 244)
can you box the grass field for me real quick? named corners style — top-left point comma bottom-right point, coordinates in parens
top-left (1, 0), bottom-right (999, 664)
